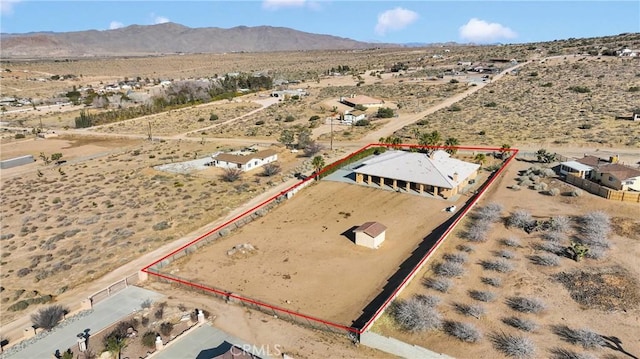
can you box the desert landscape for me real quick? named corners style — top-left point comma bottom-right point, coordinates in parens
top-left (1, 20), bottom-right (639, 359)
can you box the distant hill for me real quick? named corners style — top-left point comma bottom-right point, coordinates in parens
top-left (0, 23), bottom-right (399, 58)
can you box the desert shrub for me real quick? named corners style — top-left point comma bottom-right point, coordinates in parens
top-left (529, 254), bottom-right (560, 266)
top-left (494, 249), bottom-right (516, 259)
top-left (533, 183), bottom-right (548, 191)
top-left (481, 277), bottom-right (502, 287)
top-left (501, 237), bottom-right (522, 247)
top-left (303, 141), bottom-right (324, 157)
top-left (502, 317), bottom-right (538, 332)
top-left (142, 331), bottom-right (157, 348)
top-left (414, 294), bottom-right (441, 307)
top-left (454, 303), bottom-right (485, 318)
top-left (159, 322), bottom-right (174, 336)
top-left (548, 188), bottom-right (560, 196)
top-left (262, 163), bottom-right (281, 177)
top-left (255, 120), bottom-right (265, 125)
top-left (480, 259), bottom-right (513, 273)
top-left (584, 246), bottom-right (605, 260)
top-left (509, 184), bottom-right (521, 191)
top-left (549, 347), bottom-right (598, 359)
top-left (577, 211), bottom-right (611, 249)
top-left (490, 332), bottom-right (536, 358)
top-left (535, 241), bottom-right (565, 255)
top-left (508, 210), bottom-right (534, 229)
top-left (392, 297), bottom-right (442, 332)
top-left (473, 203), bottom-right (503, 222)
top-left (433, 261), bottom-right (465, 277)
top-left (8, 300), bottom-right (29, 311)
top-left (221, 168), bottom-right (243, 182)
top-left (355, 119), bottom-right (370, 126)
top-left (154, 307), bottom-right (164, 320)
top-left (549, 216), bottom-right (571, 233)
top-left (443, 252), bottom-right (468, 263)
top-left (568, 86), bottom-right (591, 93)
top-left (152, 221), bottom-right (171, 231)
top-left (15, 133), bottom-right (26, 139)
top-left (541, 231), bottom-right (566, 243)
top-left (506, 297), bottom-right (546, 313)
top-left (31, 304), bottom-right (67, 330)
top-left (469, 290), bottom-right (496, 302)
top-left (568, 189), bottom-right (583, 197)
top-left (140, 299), bottom-right (152, 309)
top-left (284, 115), bottom-right (295, 122)
top-left (424, 277), bottom-right (452, 293)
top-left (465, 220), bottom-right (490, 242)
top-left (443, 321), bottom-right (482, 343)
top-left (16, 267), bottom-right (32, 277)
top-left (456, 244), bottom-right (474, 252)
top-left (551, 325), bottom-right (605, 349)
top-left (209, 113), bottom-right (219, 121)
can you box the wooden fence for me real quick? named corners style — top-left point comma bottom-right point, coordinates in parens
top-left (565, 174), bottom-right (640, 202)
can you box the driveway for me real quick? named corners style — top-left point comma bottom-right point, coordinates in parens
top-left (2, 286), bottom-right (162, 359)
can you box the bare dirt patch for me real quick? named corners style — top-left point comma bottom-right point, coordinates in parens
top-left (167, 180), bottom-right (467, 325)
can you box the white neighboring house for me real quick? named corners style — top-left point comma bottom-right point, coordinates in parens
top-left (559, 160), bottom-right (594, 179)
top-left (210, 149), bottom-right (278, 172)
top-left (342, 110), bottom-right (366, 125)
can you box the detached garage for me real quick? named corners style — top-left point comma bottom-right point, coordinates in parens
top-left (354, 222), bottom-right (387, 249)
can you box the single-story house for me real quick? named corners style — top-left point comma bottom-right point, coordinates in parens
top-left (0, 155), bottom-right (35, 169)
top-left (354, 222), bottom-right (387, 249)
top-left (340, 95), bottom-right (384, 108)
top-left (210, 149), bottom-right (278, 172)
top-left (342, 110), bottom-right (366, 124)
top-left (559, 160), bottom-right (593, 179)
top-left (593, 164), bottom-right (640, 192)
top-left (354, 150), bottom-right (480, 199)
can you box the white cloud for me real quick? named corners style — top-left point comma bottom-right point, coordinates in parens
top-left (109, 21), bottom-right (124, 30)
top-left (262, 0), bottom-right (306, 10)
top-left (375, 7), bottom-right (419, 36)
top-left (0, 0), bottom-right (21, 15)
top-left (154, 16), bottom-right (170, 24)
top-left (459, 18), bottom-right (517, 44)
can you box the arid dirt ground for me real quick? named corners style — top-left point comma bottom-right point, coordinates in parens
top-left (167, 180), bottom-right (468, 325)
top-left (372, 159), bottom-right (640, 358)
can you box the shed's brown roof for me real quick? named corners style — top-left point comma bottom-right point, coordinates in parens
top-left (354, 222), bottom-right (387, 238)
top-left (213, 149), bottom-right (278, 165)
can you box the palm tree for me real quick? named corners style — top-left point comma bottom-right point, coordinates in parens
top-left (499, 143), bottom-right (511, 159)
top-left (418, 131), bottom-right (442, 154)
top-left (474, 153), bottom-right (487, 165)
top-left (311, 155), bottom-right (325, 179)
top-left (444, 137), bottom-right (460, 155)
top-left (105, 336), bottom-right (127, 359)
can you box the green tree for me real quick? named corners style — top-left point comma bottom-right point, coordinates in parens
top-left (39, 152), bottom-right (51, 165)
top-left (418, 131), bottom-right (442, 152)
top-left (278, 129), bottom-right (295, 148)
top-left (104, 335), bottom-right (127, 359)
top-left (209, 113), bottom-right (219, 121)
top-left (311, 155), bottom-right (325, 178)
top-left (51, 153), bottom-right (63, 162)
top-left (296, 128), bottom-right (312, 149)
top-left (536, 148), bottom-right (557, 163)
top-left (498, 143), bottom-right (511, 159)
top-left (474, 153), bottom-right (487, 165)
top-left (377, 107), bottom-right (394, 118)
top-left (444, 137), bottom-right (460, 155)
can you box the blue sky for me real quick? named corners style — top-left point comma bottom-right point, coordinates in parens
top-left (1, 1), bottom-right (638, 44)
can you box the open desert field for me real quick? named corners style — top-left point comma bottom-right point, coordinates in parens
top-left (372, 158), bottom-right (640, 359)
top-left (396, 56), bottom-right (640, 148)
top-left (167, 180), bottom-right (468, 325)
top-left (0, 136), bottom-right (303, 325)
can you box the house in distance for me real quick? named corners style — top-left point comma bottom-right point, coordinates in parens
top-left (210, 149), bottom-right (278, 172)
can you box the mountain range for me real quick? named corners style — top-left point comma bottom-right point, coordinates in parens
top-left (0, 22), bottom-right (400, 58)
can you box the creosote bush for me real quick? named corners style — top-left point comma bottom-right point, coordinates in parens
top-left (142, 331), bottom-right (157, 348)
top-left (443, 252), bottom-right (468, 263)
top-left (551, 325), bottom-right (605, 349)
top-left (481, 277), bottom-right (502, 287)
top-left (490, 332), bottom-right (536, 358)
top-left (454, 303), bottom-right (485, 318)
top-left (443, 321), bottom-right (482, 343)
top-left (424, 277), bottom-right (453, 293)
top-left (473, 203), bottom-right (504, 222)
top-left (501, 237), bottom-right (522, 248)
top-left (549, 347), bottom-right (597, 359)
top-left (392, 296), bottom-right (443, 332)
top-left (494, 249), bottom-right (516, 259)
top-left (529, 254), bottom-right (560, 266)
top-left (480, 259), bottom-right (513, 273)
top-left (508, 209), bottom-right (534, 230)
top-left (433, 261), bottom-right (465, 277)
top-left (221, 167), bottom-right (243, 182)
top-left (502, 316), bottom-right (538, 332)
top-left (506, 297), bottom-right (546, 314)
top-left (456, 244), bottom-right (474, 253)
top-left (31, 304), bottom-right (68, 330)
top-left (469, 290), bottom-right (496, 302)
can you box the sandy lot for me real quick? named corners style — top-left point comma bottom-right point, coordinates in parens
top-left (168, 180), bottom-right (468, 325)
top-left (372, 159), bottom-right (640, 359)
top-left (0, 136), bottom-right (301, 325)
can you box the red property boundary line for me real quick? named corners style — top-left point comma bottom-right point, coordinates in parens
top-left (142, 144), bottom-right (518, 335)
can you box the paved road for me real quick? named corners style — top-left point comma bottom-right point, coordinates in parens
top-left (3, 286), bottom-right (162, 359)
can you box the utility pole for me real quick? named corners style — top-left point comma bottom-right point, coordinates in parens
top-left (330, 116), bottom-right (333, 150)
top-left (147, 122), bottom-right (152, 141)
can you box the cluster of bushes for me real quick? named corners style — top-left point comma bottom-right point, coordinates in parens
top-left (512, 166), bottom-right (556, 192)
top-left (576, 211), bottom-right (611, 259)
top-left (463, 203), bottom-right (504, 242)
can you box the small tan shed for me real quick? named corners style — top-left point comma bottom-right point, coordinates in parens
top-left (354, 222), bottom-right (387, 249)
